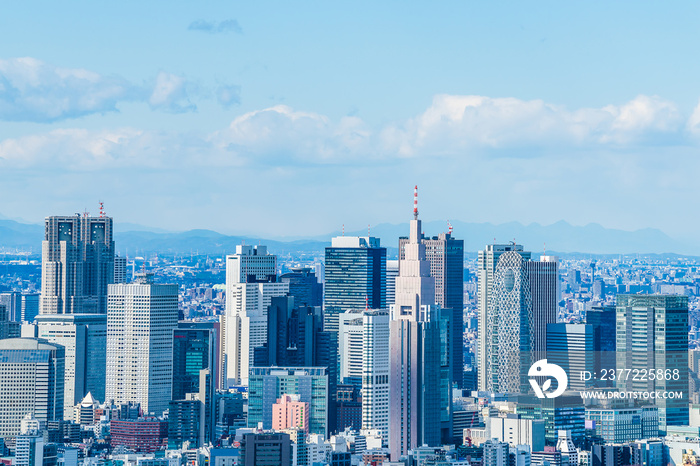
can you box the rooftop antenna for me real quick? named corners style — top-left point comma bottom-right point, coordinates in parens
top-left (413, 185), bottom-right (418, 220)
top-left (342, 224), bottom-right (344, 236)
top-left (368, 224), bottom-right (370, 236)
top-left (544, 242), bottom-right (546, 256)
top-left (447, 220), bottom-right (453, 236)
top-left (99, 201), bottom-right (105, 218)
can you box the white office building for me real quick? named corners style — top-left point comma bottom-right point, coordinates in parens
top-left (489, 415), bottom-right (545, 451)
top-left (361, 310), bottom-right (390, 444)
top-left (222, 245), bottom-right (288, 387)
top-left (35, 314), bottom-right (107, 420)
top-left (106, 274), bottom-right (178, 416)
top-left (225, 245), bottom-right (276, 284)
top-left (338, 308), bottom-right (390, 443)
top-left (339, 310), bottom-right (364, 383)
top-left (385, 260), bottom-right (399, 306)
top-left (0, 338), bottom-right (65, 438)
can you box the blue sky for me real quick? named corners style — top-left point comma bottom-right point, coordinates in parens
top-left (1, 1), bottom-right (699, 240)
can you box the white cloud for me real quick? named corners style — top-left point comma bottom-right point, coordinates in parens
top-left (0, 128), bottom-right (193, 171)
top-left (686, 98), bottom-right (700, 135)
top-left (600, 95), bottom-right (682, 143)
top-left (0, 57), bottom-right (136, 122)
top-left (211, 105), bottom-right (373, 165)
top-left (0, 93), bottom-right (694, 172)
top-left (0, 58), bottom-right (208, 122)
top-left (149, 72), bottom-right (196, 113)
top-left (380, 94), bottom-right (684, 157)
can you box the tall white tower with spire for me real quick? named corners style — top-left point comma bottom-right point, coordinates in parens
top-left (391, 186), bottom-right (436, 320)
top-left (389, 186), bottom-right (442, 460)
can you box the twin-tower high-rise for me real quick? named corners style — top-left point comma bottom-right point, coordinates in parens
top-left (41, 215), bottom-right (114, 315)
top-left (37, 214), bottom-right (114, 420)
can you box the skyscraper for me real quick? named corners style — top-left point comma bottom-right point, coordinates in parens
top-left (389, 186), bottom-right (442, 460)
top-left (339, 310), bottom-right (364, 385)
top-left (477, 244), bottom-right (557, 393)
top-left (114, 255), bottom-right (128, 284)
top-left (41, 214), bottom-right (114, 315)
top-left (172, 321), bottom-right (219, 400)
top-left (586, 305), bottom-right (616, 385)
top-left (106, 273), bottom-right (178, 416)
top-left (35, 313), bottom-right (107, 419)
top-left (400, 229), bottom-right (464, 387)
top-left (259, 297), bottom-right (335, 373)
top-left (168, 368), bottom-right (214, 448)
top-left (324, 236), bottom-right (386, 332)
top-left (477, 244), bottom-right (530, 390)
top-left (280, 267), bottom-right (323, 308)
top-left (222, 245), bottom-right (288, 387)
top-left (21, 294), bottom-right (40, 323)
top-left (385, 260), bottom-right (399, 307)
top-left (361, 309), bottom-right (390, 444)
top-left (336, 308), bottom-right (392, 437)
top-left (486, 250), bottom-right (532, 394)
top-left (546, 323), bottom-right (595, 391)
top-left (256, 296), bottom-right (338, 433)
top-left (0, 338), bottom-right (65, 438)
top-left (527, 255), bottom-right (559, 358)
top-left (0, 303), bottom-right (20, 339)
top-left (0, 292), bottom-right (21, 322)
top-left (616, 294), bottom-right (689, 431)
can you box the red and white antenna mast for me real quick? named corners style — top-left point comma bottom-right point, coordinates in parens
top-left (447, 220), bottom-right (453, 236)
top-left (99, 201), bottom-right (105, 218)
top-left (413, 185), bottom-right (418, 220)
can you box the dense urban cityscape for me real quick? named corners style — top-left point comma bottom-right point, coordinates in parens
top-left (5, 1), bottom-right (700, 465)
top-left (0, 189), bottom-right (698, 466)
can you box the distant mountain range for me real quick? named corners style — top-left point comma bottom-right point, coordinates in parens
top-left (339, 220), bottom-right (695, 256)
top-left (0, 217), bottom-right (696, 257)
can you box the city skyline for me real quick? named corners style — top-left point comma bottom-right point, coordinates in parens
top-left (1, 3), bottom-right (699, 464)
top-left (0, 2), bottom-right (699, 241)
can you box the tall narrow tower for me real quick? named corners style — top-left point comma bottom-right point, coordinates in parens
top-left (392, 186), bottom-right (435, 317)
top-left (389, 186), bottom-right (442, 460)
